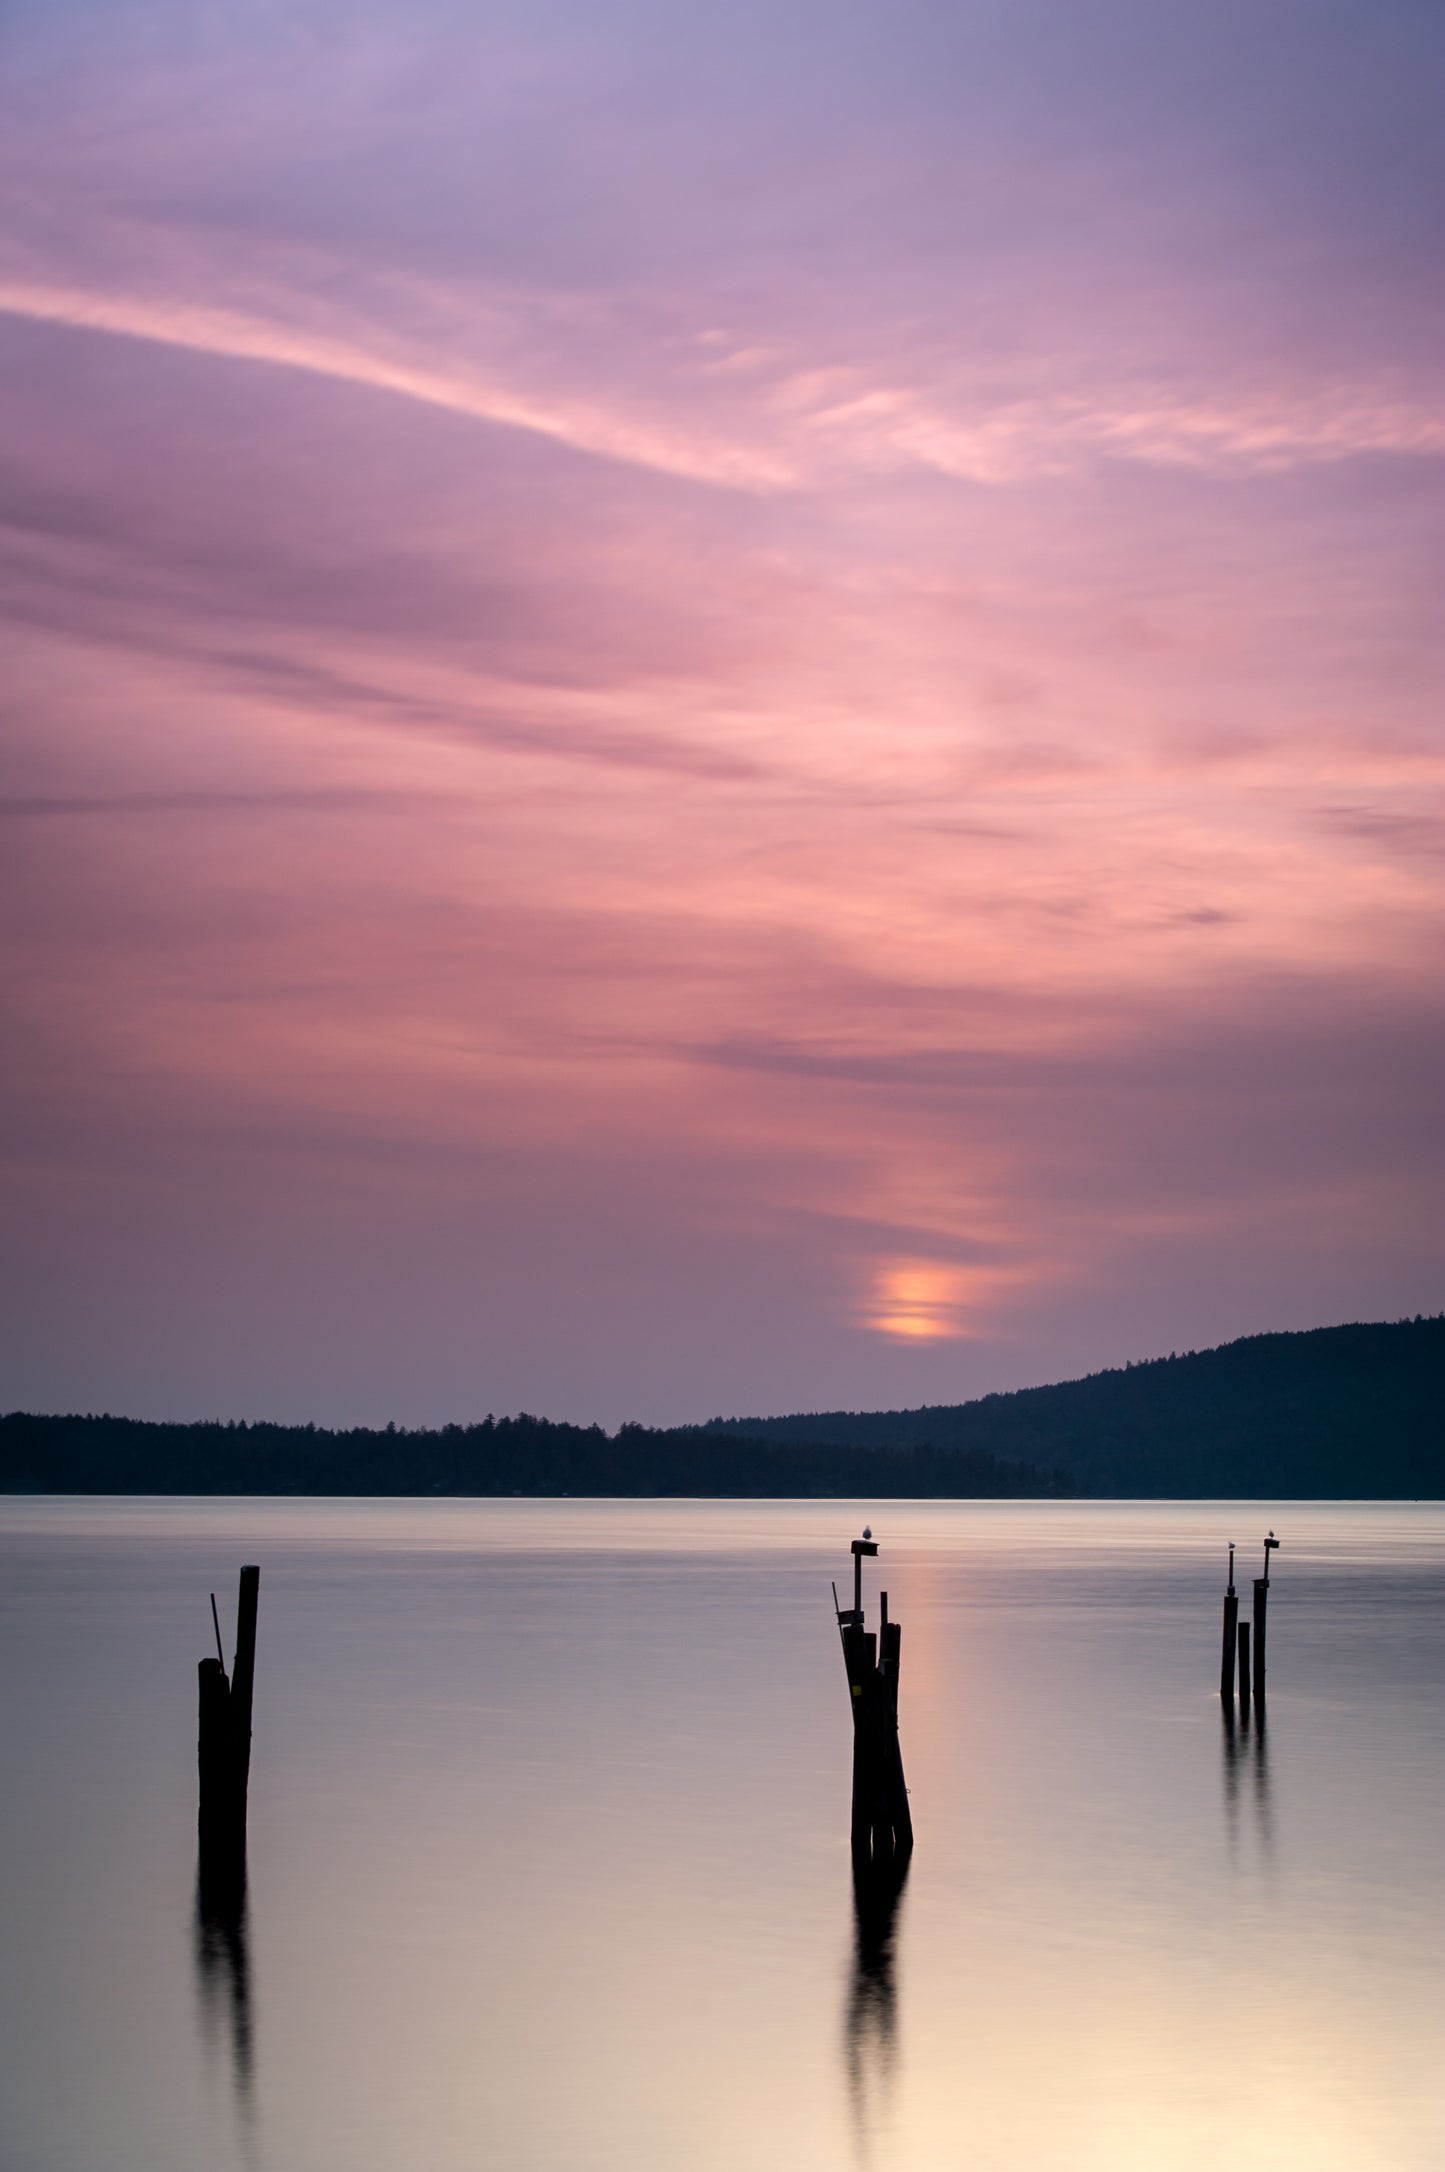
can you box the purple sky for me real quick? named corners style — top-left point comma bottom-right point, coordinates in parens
top-left (2, 0), bottom-right (1441, 1427)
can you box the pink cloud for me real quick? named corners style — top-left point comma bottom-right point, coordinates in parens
top-left (1, 0), bottom-right (1441, 1421)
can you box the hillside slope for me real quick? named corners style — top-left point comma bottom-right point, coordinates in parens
top-left (705, 1317), bottom-right (1445, 1496)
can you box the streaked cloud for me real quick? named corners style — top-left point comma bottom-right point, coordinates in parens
top-left (4, 256), bottom-right (1441, 489)
top-left (0, 272), bottom-right (796, 489)
top-left (0, 0), bottom-right (1440, 1424)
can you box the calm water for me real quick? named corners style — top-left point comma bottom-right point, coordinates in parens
top-left (0, 1499), bottom-right (1441, 2172)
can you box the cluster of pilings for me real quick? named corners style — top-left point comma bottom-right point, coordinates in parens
top-left (835, 1533), bottom-right (913, 1870)
top-left (198, 1565), bottom-right (260, 1898)
top-left (1220, 1534), bottom-right (1278, 1717)
top-left (193, 1536), bottom-right (1286, 1901)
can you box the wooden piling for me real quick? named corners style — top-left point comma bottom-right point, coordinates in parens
top-left (845, 1627), bottom-right (880, 1858)
top-left (1237, 1620), bottom-right (1251, 1719)
top-left (878, 1615), bottom-right (913, 1852)
top-left (1252, 1577), bottom-right (1268, 1707)
top-left (1220, 1543), bottom-right (1238, 1704)
top-left (197, 1565), bottom-right (260, 1880)
top-left (1253, 1532), bottom-right (1279, 1706)
top-left (230, 1565), bottom-right (260, 1812)
top-left (837, 1535), bottom-right (912, 1866)
top-left (197, 1655), bottom-right (233, 1852)
top-left (1220, 1591), bottom-right (1238, 1702)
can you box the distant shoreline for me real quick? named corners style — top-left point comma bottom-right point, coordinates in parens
top-left (5, 1317), bottom-right (1441, 1500)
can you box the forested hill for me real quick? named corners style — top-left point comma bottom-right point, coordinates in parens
top-left (0, 1410), bottom-right (1067, 1499)
top-left (706, 1317), bottom-right (1445, 1497)
top-left (2, 1317), bottom-right (1440, 1497)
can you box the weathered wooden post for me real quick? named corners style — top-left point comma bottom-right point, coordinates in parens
top-left (1220, 1542), bottom-right (1238, 1704)
top-left (1237, 1619), bottom-right (1251, 1720)
top-left (1253, 1531), bottom-right (1278, 1706)
top-left (230, 1565), bottom-right (260, 1819)
top-left (835, 1532), bottom-right (912, 1867)
top-left (197, 1565), bottom-right (260, 1890)
top-left (197, 1655), bottom-right (234, 1856)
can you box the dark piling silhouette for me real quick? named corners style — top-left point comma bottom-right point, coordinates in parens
top-left (835, 1533), bottom-right (912, 1868)
top-left (198, 1565), bottom-right (260, 1895)
top-left (1253, 1531), bottom-right (1279, 1705)
top-left (1217, 1531), bottom-right (1280, 1713)
top-left (1220, 1541), bottom-right (1239, 1705)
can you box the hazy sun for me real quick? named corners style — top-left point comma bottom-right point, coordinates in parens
top-left (865, 1262), bottom-right (977, 1341)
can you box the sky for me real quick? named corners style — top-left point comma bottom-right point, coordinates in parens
top-left (2, 0), bottom-right (1441, 1429)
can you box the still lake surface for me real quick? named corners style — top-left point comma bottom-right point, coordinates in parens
top-left (0, 1498), bottom-right (1441, 2172)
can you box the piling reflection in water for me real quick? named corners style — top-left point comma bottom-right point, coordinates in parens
top-left (194, 1857), bottom-right (257, 2145)
top-left (1253, 1705), bottom-right (1274, 1854)
top-left (1220, 1699), bottom-right (1273, 1856)
top-left (1221, 1700), bottom-right (1239, 1826)
top-left (843, 1852), bottom-right (909, 2154)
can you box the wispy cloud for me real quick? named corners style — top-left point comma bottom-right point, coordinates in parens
top-left (4, 236), bottom-right (1441, 497)
top-left (1, 0), bottom-right (1440, 1422)
top-left (0, 273), bottom-right (797, 489)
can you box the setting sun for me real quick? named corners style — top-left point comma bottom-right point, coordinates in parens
top-left (865, 1262), bottom-right (997, 1342)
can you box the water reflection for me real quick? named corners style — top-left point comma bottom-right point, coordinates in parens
top-left (1221, 1700), bottom-right (1240, 1849)
top-left (1253, 1706), bottom-right (1274, 1853)
top-left (843, 1853), bottom-right (909, 2157)
top-left (1220, 1701), bottom-right (1273, 1856)
top-left (2, 1503), bottom-right (1439, 2172)
top-left (194, 1856), bottom-right (257, 2156)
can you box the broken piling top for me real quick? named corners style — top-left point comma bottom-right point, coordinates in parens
top-left (198, 1564), bottom-right (261, 1873)
top-left (845, 1528), bottom-right (880, 1620)
top-left (835, 1527), bottom-right (912, 1864)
